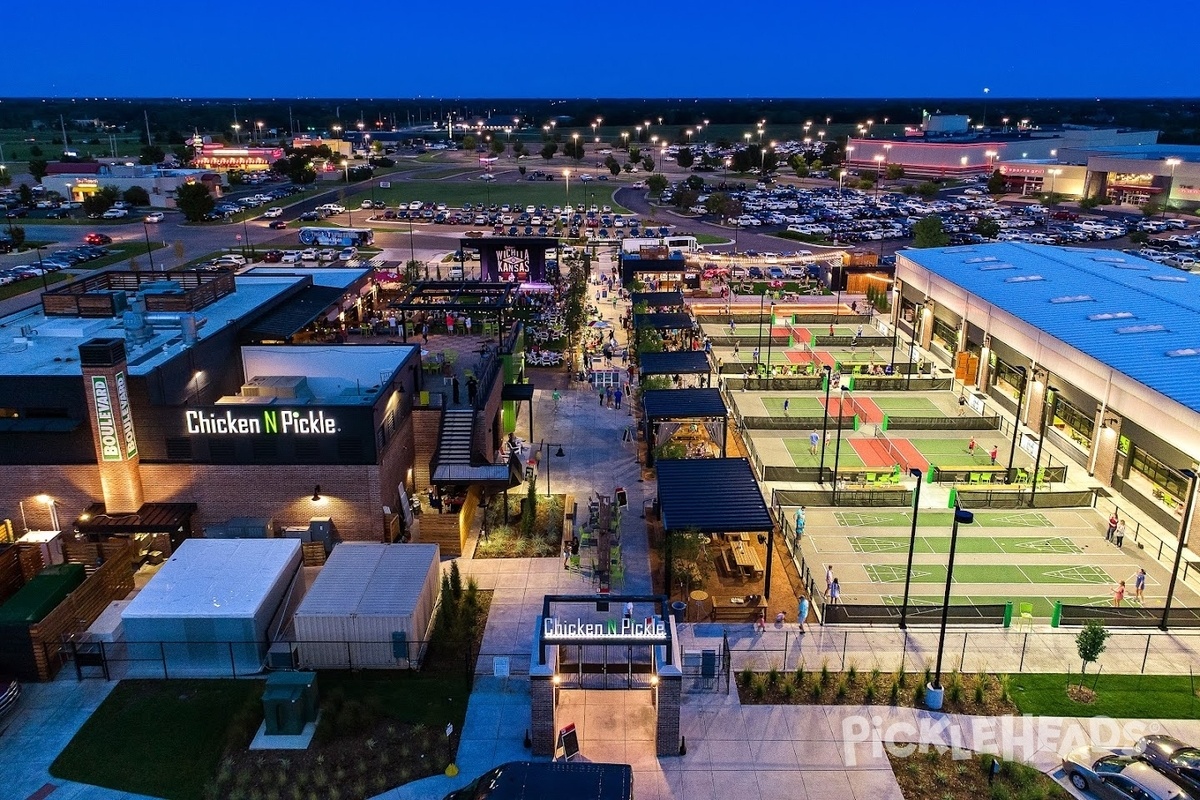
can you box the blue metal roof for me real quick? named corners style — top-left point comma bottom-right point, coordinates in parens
top-left (638, 351), bottom-right (711, 377)
top-left (642, 388), bottom-right (727, 419)
top-left (900, 243), bottom-right (1200, 413)
top-left (656, 458), bottom-right (774, 533)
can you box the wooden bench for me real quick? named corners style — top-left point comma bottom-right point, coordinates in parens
top-left (712, 597), bottom-right (767, 622)
top-left (717, 548), bottom-right (737, 578)
top-left (561, 494), bottom-right (576, 551)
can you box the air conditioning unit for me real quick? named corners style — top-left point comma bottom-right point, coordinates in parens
top-left (266, 642), bottom-right (297, 670)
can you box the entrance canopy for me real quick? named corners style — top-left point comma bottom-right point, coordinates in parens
top-left (536, 594), bottom-right (674, 665)
top-left (638, 351), bottom-right (711, 378)
top-left (642, 388), bottom-right (726, 420)
top-left (631, 291), bottom-right (684, 309)
top-left (656, 459), bottom-right (773, 533)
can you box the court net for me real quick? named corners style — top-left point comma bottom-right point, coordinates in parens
top-left (874, 426), bottom-right (914, 473)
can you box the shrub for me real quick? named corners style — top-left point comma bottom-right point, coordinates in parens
top-left (913, 682), bottom-right (926, 706)
top-left (794, 665), bottom-right (806, 688)
top-left (740, 667), bottom-right (755, 687)
top-left (846, 662), bottom-right (858, 684)
top-left (888, 679), bottom-right (900, 705)
top-left (819, 660), bottom-right (830, 689)
top-left (864, 682), bottom-right (877, 703)
top-left (781, 680), bottom-right (796, 699)
top-left (752, 677), bottom-right (767, 700)
top-left (767, 665), bottom-right (780, 686)
top-left (999, 673), bottom-right (1012, 703)
top-left (835, 677), bottom-right (848, 700)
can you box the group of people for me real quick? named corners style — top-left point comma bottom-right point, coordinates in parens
top-left (1106, 512), bottom-right (1128, 548)
top-left (598, 383), bottom-right (625, 410)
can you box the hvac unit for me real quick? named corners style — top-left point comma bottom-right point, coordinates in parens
top-left (266, 641), bottom-right (298, 670)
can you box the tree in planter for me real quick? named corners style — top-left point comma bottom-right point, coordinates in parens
top-left (642, 156), bottom-right (655, 172)
top-left (669, 529), bottom-right (711, 598)
top-left (916, 182), bottom-right (939, 200)
top-left (405, 259), bottom-right (424, 282)
top-left (912, 215), bottom-right (949, 248)
top-left (1141, 201), bottom-right (1161, 218)
top-left (540, 142), bottom-right (557, 160)
top-left (462, 135), bottom-right (476, 152)
top-left (605, 155), bottom-right (621, 176)
top-left (490, 139), bottom-right (506, 157)
top-left (123, 186), bottom-right (150, 206)
top-left (1076, 619), bottom-right (1110, 688)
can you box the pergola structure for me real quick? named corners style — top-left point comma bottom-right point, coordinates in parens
top-left (633, 312), bottom-right (696, 350)
top-left (387, 281), bottom-right (517, 342)
top-left (637, 351), bottom-right (713, 387)
top-left (641, 388), bottom-right (728, 466)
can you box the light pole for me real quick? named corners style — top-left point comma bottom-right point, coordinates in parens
top-left (898, 467), bottom-right (924, 629)
top-left (1006, 366), bottom-right (1028, 473)
top-left (819, 366), bottom-right (832, 484)
top-left (873, 154), bottom-right (885, 197)
top-left (36, 495), bottom-right (60, 533)
top-left (143, 221), bottom-right (156, 270)
top-left (621, 131), bottom-right (629, 150)
top-left (1165, 158), bottom-right (1181, 218)
top-left (332, 124), bottom-right (342, 139)
top-left (831, 386), bottom-right (849, 505)
top-left (342, 159), bottom-right (350, 184)
top-left (1029, 381), bottom-right (1058, 508)
top-left (256, 121), bottom-right (263, 143)
top-left (1162, 469), bottom-right (1199, 630)
top-left (563, 169), bottom-right (570, 211)
top-left (232, 123), bottom-right (241, 144)
top-left (756, 292), bottom-right (765, 379)
top-left (928, 506), bottom-right (975, 707)
top-left (1046, 168), bottom-right (1062, 207)
top-left (883, 143), bottom-right (893, 183)
top-left (535, 441), bottom-right (566, 498)
top-left (765, 302), bottom-right (775, 388)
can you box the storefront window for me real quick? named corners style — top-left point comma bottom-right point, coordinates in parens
top-left (931, 317), bottom-right (957, 351)
top-left (1130, 447), bottom-right (1189, 506)
top-left (1051, 397), bottom-right (1095, 451)
top-left (992, 358), bottom-right (1025, 401)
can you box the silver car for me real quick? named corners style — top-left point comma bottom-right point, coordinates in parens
top-left (1063, 746), bottom-right (1198, 800)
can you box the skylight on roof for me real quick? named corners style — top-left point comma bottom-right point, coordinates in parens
top-left (1148, 275), bottom-right (1188, 283)
top-left (964, 256), bottom-right (999, 264)
top-left (1088, 311), bottom-right (1135, 321)
top-left (1050, 295), bottom-right (1093, 304)
top-left (1005, 275), bottom-right (1044, 283)
top-left (978, 263), bottom-right (1015, 271)
top-left (1115, 324), bottom-right (1167, 335)
top-left (1112, 262), bottom-right (1150, 271)
top-left (1092, 256), bottom-right (1127, 264)
top-left (1166, 348), bottom-right (1200, 358)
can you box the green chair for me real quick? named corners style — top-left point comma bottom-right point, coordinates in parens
top-left (1017, 602), bottom-right (1035, 631)
top-left (610, 562), bottom-right (625, 585)
top-left (970, 472), bottom-right (982, 485)
top-left (568, 554), bottom-right (580, 571)
top-left (865, 473), bottom-right (877, 484)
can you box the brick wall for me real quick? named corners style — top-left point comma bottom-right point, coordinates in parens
top-left (0, 466), bottom-right (106, 528)
top-left (475, 375), bottom-right (505, 462)
top-left (655, 674), bottom-right (682, 757)
top-left (412, 408), bottom-right (442, 492)
top-left (530, 675), bottom-right (555, 757)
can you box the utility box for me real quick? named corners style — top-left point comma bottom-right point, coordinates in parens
top-left (262, 671), bottom-right (318, 736)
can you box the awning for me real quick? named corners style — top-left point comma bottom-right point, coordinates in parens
top-left (631, 291), bottom-right (684, 309)
top-left (656, 459), bottom-right (773, 533)
top-left (242, 285), bottom-right (345, 341)
top-left (642, 388), bottom-right (726, 420)
top-left (638, 351), bottom-right (711, 377)
top-left (75, 502), bottom-right (198, 534)
top-left (633, 312), bottom-right (694, 331)
top-left (501, 383), bottom-right (535, 401)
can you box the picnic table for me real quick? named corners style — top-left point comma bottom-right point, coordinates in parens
top-left (730, 540), bottom-right (764, 577)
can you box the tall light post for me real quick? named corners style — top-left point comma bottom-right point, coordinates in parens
top-left (1162, 469), bottom-right (1200, 630)
top-left (831, 385), bottom-right (849, 505)
top-left (621, 131), bottom-right (629, 150)
top-left (723, 157), bottom-right (730, 184)
top-left (1046, 168), bottom-right (1062, 206)
top-left (1006, 366), bottom-right (1028, 473)
top-left (563, 169), bottom-right (570, 212)
top-left (572, 132), bottom-right (579, 163)
top-left (898, 467), bottom-right (924, 629)
top-left (764, 301), bottom-right (776, 388)
top-left (231, 123), bottom-right (241, 144)
top-left (883, 143), bottom-right (893, 184)
top-left (256, 121), bottom-right (263, 143)
top-left (35, 495), bottom-right (61, 533)
top-left (143, 221), bottom-right (156, 271)
top-left (761, 148), bottom-right (767, 179)
top-left (985, 150), bottom-right (998, 173)
top-left (873, 154), bottom-right (885, 197)
top-left (332, 124), bottom-right (342, 139)
top-left (818, 366), bottom-right (833, 484)
top-left (928, 505), bottom-right (975, 709)
top-left (1165, 158), bottom-right (1181, 218)
top-left (845, 145), bottom-right (855, 177)
top-left (635, 125), bottom-right (642, 144)
top-left (1029, 380), bottom-right (1058, 508)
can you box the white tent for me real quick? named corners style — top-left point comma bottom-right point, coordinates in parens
top-left (293, 543), bottom-right (440, 669)
top-left (121, 539), bottom-right (302, 674)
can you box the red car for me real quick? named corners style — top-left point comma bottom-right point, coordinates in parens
top-left (85, 232), bottom-right (112, 245)
top-left (262, 249), bottom-right (284, 263)
top-left (267, 220), bottom-right (288, 229)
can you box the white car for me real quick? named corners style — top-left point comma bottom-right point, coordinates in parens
top-left (281, 251), bottom-right (301, 263)
top-left (338, 247), bottom-right (358, 261)
top-left (318, 249), bottom-right (336, 262)
top-left (579, 174), bottom-right (593, 182)
top-left (262, 207), bottom-right (283, 218)
top-left (144, 211), bottom-right (164, 223)
top-left (101, 208), bottom-right (129, 219)
top-left (300, 248), bottom-right (318, 261)
top-left (408, 201), bottom-right (423, 211)
top-left (212, 254), bottom-right (247, 267)
top-left (360, 200), bottom-right (373, 209)
top-left (480, 174), bottom-right (496, 182)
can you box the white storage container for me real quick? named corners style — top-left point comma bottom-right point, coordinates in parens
top-left (293, 543), bottom-right (440, 669)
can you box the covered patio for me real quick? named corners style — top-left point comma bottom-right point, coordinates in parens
top-left (641, 388), bottom-right (728, 466)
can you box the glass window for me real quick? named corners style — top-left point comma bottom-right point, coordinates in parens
top-left (1051, 396), bottom-right (1095, 450)
top-left (932, 317), bottom-right (957, 350)
top-left (1130, 447), bottom-right (1189, 500)
top-left (992, 358), bottom-right (1026, 400)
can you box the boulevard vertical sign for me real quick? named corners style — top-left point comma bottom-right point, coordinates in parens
top-left (114, 371), bottom-right (138, 459)
top-left (91, 375), bottom-right (121, 462)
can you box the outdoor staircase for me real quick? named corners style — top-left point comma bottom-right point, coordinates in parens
top-left (436, 408), bottom-right (476, 468)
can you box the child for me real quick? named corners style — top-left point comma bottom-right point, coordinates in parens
top-left (756, 609), bottom-right (766, 634)
top-left (1113, 580), bottom-right (1126, 607)
top-left (968, 437), bottom-right (977, 457)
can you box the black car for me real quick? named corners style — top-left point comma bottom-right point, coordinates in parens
top-left (6, 207), bottom-right (28, 218)
top-left (1137, 735), bottom-right (1200, 795)
top-left (45, 208), bottom-right (69, 219)
top-left (298, 211), bottom-right (319, 221)
top-left (268, 220), bottom-right (288, 229)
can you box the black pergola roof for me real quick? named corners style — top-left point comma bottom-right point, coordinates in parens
top-left (638, 351), bottom-right (711, 377)
top-left (458, 235), bottom-right (559, 250)
top-left (656, 459), bottom-right (773, 533)
top-left (388, 280), bottom-right (516, 313)
top-left (501, 383), bottom-right (535, 401)
top-left (631, 291), bottom-right (684, 309)
top-left (243, 285), bottom-right (345, 342)
top-left (75, 502), bottom-right (198, 534)
top-left (642, 388), bottom-right (726, 420)
top-left (633, 312), bottom-right (694, 331)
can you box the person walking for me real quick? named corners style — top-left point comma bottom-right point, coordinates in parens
top-left (829, 578), bottom-right (842, 606)
top-left (729, 320), bottom-right (736, 335)
top-left (421, 323), bottom-right (429, 345)
top-left (798, 596), bottom-right (810, 633)
top-left (967, 437), bottom-right (977, 457)
top-left (452, 376), bottom-right (461, 405)
top-left (783, 398), bottom-right (790, 415)
top-left (809, 430), bottom-right (820, 455)
top-left (1106, 512), bottom-right (1119, 542)
top-left (1134, 568), bottom-right (1147, 602)
top-left (957, 394), bottom-right (967, 417)
top-left (614, 387), bottom-right (623, 410)
top-left (467, 376), bottom-right (479, 405)
top-left (825, 565), bottom-right (834, 597)
top-left (989, 445), bottom-right (999, 466)
top-left (1112, 580), bottom-right (1126, 607)
top-left (599, 387), bottom-right (606, 407)
top-left (464, 316), bottom-right (473, 336)
top-left (756, 609), bottom-right (766, 634)
top-left (1115, 518), bottom-right (1126, 547)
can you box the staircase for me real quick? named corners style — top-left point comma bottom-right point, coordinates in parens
top-left (436, 408), bottom-right (476, 468)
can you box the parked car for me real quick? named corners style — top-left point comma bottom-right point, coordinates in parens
top-left (144, 211), bottom-right (164, 223)
top-left (262, 249), bottom-right (284, 263)
top-left (338, 247), bottom-right (358, 261)
top-left (300, 248), bottom-right (318, 261)
top-left (1136, 736), bottom-right (1200, 796)
top-left (262, 207), bottom-right (283, 218)
top-left (298, 211), bottom-right (319, 221)
top-left (212, 254), bottom-right (247, 267)
top-left (1062, 746), bottom-right (1198, 800)
top-left (101, 208), bottom-right (129, 219)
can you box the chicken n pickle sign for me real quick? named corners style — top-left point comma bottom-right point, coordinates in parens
top-left (92, 373), bottom-right (138, 461)
top-left (184, 408), bottom-right (340, 436)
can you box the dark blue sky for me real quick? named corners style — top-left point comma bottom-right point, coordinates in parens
top-left (6, 0), bottom-right (1198, 98)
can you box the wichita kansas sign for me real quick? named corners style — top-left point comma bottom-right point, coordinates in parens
top-left (185, 408), bottom-right (341, 435)
top-left (543, 616), bottom-right (668, 642)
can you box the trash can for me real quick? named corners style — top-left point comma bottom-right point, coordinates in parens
top-left (670, 601), bottom-right (687, 624)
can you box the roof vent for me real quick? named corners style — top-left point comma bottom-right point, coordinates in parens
top-left (1050, 295), bottom-right (1093, 304)
top-left (1148, 275), bottom-right (1188, 283)
top-left (964, 256), bottom-right (999, 264)
top-left (1092, 256), bottom-right (1126, 264)
top-left (1004, 275), bottom-right (1044, 283)
top-left (979, 263), bottom-right (1016, 271)
top-left (1112, 262), bottom-right (1150, 271)
top-left (1115, 324), bottom-right (1167, 335)
top-left (1166, 348), bottom-right (1200, 358)
top-left (1088, 311), bottom-right (1135, 321)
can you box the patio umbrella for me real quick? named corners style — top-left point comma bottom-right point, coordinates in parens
top-left (589, 320), bottom-right (612, 329)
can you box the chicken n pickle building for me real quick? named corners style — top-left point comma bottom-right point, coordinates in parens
top-left (0, 268), bottom-right (421, 550)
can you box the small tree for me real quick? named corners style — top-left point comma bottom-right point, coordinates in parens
top-left (646, 174), bottom-right (668, 196)
top-left (461, 134), bottom-right (477, 152)
top-left (18, 183), bottom-right (33, 205)
top-left (490, 138), bottom-right (506, 157)
top-left (675, 148), bottom-right (694, 169)
top-left (886, 163), bottom-right (906, 180)
top-left (987, 168), bottom-right (1006, 195)
top-left (1076, 620), bottom-right (1110, 686)
top-left (792, 159), bottom-right (810, 178)
top-left (27, 159), bottom-right (49, 184)
top-left (912, 215), bottom-right (949, 248)
top-left (642, 156), bottom-right (654, 172)
top-left (974, 218), bottom-right (1001, 240)
top-left (9, 226), bottom-right (25, 250)
top-left (540, 142), bottom-right (557, 160)
top-left (176, 182), bottom-right (215, 222)
top-left (28, 145), bottom-right (43, 157)
top-left (607, 158), bottom-right (621, 177)
top-left (139, 145), bottom-right (165, 165)
top-left (123, 186), bottom-right (150, 206)
top-left (1141, 202), bottom-right (1161, 218)
top-left (522, 476), bottom-right (538, 537)
top-left (405, 259), bottom-right (423, 282)
top-left (670, 528), bottom-right (711, 597)
top-left (916, 182), bottom-right (939, 200)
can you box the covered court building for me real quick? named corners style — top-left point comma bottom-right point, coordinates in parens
top-left (895, 243), bottom-right (1200, 542)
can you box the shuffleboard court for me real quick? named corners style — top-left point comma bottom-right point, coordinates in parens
top-left (845, 535), bottom-right (1083, 555)
top-left (832, 509), bottom-right (1072, 528)
top-left (863, 563), bottom-right (1115, 585)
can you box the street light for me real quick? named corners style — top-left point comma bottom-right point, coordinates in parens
top-left (1046, 168), bottom-right (1062, 206)
top-left (341, 159), bottom-right (349, 183)
top-left (143, 221), bottom-right (156, 271)
top-left (1006, 366), bottom-right (1028, 473)
top-left (831, 386), bottom-right (849, 505)
top-left (818, 365), bottom-right (832, 484)
top-left (765, 301), bottom-right (776, 388)
top-left (36, 494), bottom-right (61, 533)
top-left (332, 124), bottom-right (342, 139)
top-left (928, 505), bottom-right (975, 708)
top-left (621, 131), bottom-right (629, 150)
top-left (563, 169), bottom-right (570, 210)
top-left (232, 123), bottom-right (241, 144)
top-left (256, 121), bottom-right (263, 143)
top-left (898, 467), bottom-right (924, 629)
top-left (985, 150), bottom-right (998, 171)
top-left (1165, 158), bottom-right (1181, 218)
top-left (873, 154), bottom-right (885, 197)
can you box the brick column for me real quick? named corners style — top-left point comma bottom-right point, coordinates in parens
top-left (919, 302), bottom-right (934, 350)
top-left (1090, 412), bottom-right (1121, 484)
top-left (79, 338), bottom-right (144, 513)
top-left (655, 665), bottom-right (682, 757)
top-left (529, 628), bottom-right (558, 758)
top-left (1023, 372), bottom-right (1047, 429)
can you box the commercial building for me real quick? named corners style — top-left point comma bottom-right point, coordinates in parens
top-left (895, 243), bottom-right (1200, 541)
top-left (46, 162), bottom-right (222, 209)
top-left (0, 266), bottom-right (423, 551)
top-left (191, 142), bottom-right (285, 173)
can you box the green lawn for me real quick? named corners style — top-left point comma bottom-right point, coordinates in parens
top-left (1011, 673), bottom-right (1200, 719)
top-left (82, 241), bottom-right (168, 271)
top-left (783, 438), bottom-right (865, 468)
top-left (336, 178), bottom-right (631, 214)
top-left (0, 271), bottom-right (71, 300)
top-left (693, 233), bottom-right (731, 245)
top-left (51, 679), bottom-right (264, 800)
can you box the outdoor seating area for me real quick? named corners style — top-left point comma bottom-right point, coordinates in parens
top-left (567, 491), bottom-right (627, 589)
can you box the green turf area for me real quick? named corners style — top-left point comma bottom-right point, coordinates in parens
top-left (761, 397), bottom-right (827, 416)
top-left (82, 241), bottom-right (168, 271)
top-left (1010, 673), bottom-right (1200, 720)
top-left (849, 534), bottom-right (1083, 555)
top-left (834, 510), bottom-right (1059, 528)
top-left (51, 679), bottom-right (265, 800)
top-left (692, 233), bottom-right (731, 245)
top-left (784, 438), bottom-right (864, 468)
top-left (865, 563), bottom-right (1115, 585)
top-left (0, 271), bottom-right (72, 300)
top-left (873, 397), bottom-right (944, 417)
top-left (337, 179), bottom-right (630, 214)
top-left (881, 594), bottom-right (1138, 617)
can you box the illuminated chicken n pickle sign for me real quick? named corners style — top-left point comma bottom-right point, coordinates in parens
top-left (184, 408), bottom-right (340, 435)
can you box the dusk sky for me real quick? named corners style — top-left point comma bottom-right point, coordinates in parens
top-left (5, 0), bottom-right (1199, 98)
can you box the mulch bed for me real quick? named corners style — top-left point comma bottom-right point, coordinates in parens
top-left (888, 745), bottom-right (1071, 800)
top-left (736, 667), bottom-right (1018, 716)
top-left (473, 493), bottom-right (564, 558)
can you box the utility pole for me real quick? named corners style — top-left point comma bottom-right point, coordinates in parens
top-left (59, 115), bottom-right (69, 152)
top-left (144, 110), bottom-right (153, 147)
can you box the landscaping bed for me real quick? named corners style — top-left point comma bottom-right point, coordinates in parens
top-left (888, 746), bottom-right (1071, 800)
top-left (474, 490), bottom-right (564, 558)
